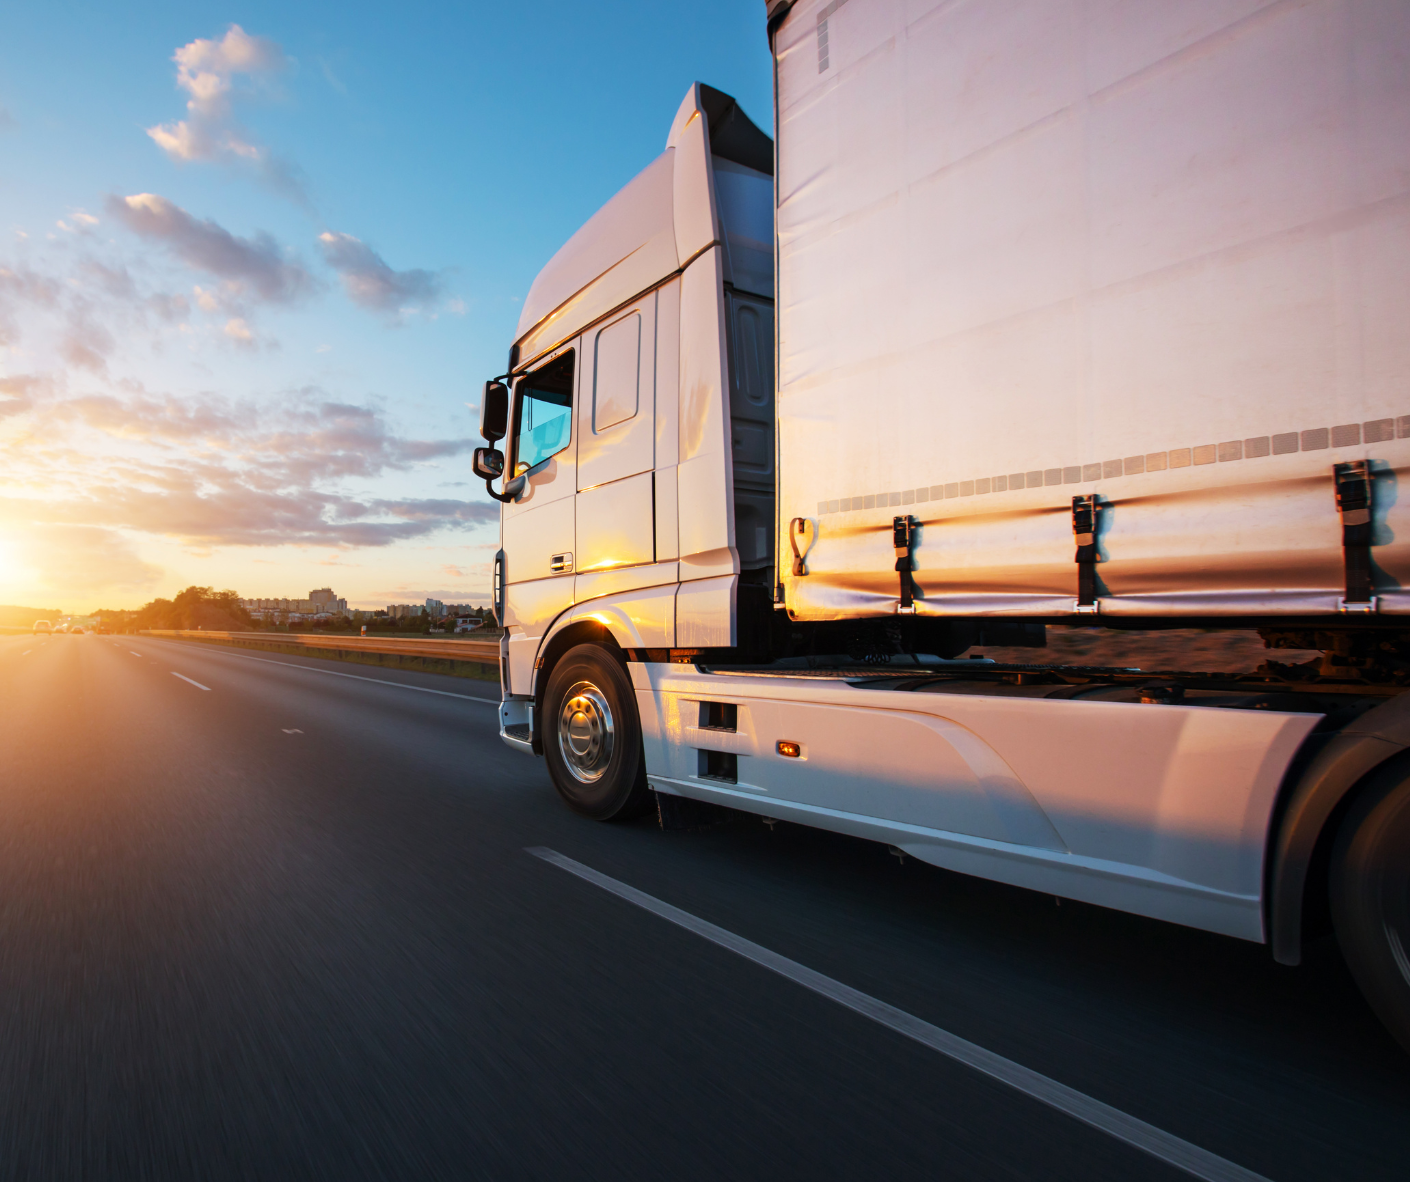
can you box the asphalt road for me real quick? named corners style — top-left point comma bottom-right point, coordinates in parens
top-left (1, 633), bottom-right (1406, 1181)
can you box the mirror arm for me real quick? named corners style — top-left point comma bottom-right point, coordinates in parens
top-left (484, 474), bottom-right (526, 504)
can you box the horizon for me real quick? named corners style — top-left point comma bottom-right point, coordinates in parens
top-left (0, 584), bottom-right (493, 617)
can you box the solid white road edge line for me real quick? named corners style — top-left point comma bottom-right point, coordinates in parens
top-left (526, 846), bottom-right (1271, 1182)
top-left (171, 672), bottom-right (211, 691)
top-left (145, 640), bottom-right (498, 703)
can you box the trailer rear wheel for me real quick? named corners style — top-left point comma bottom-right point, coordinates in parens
top-left (1331, 771), bottom-right (1410, 1053)
top-left (542, 644), bottom-right (651, 821)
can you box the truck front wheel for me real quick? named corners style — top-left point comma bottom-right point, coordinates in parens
top-left (542, 644), bottom-right (651, 821)
top-left (1331, 770), bottom-right (1410, 1053)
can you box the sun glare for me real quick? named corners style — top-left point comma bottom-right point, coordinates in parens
top-left (0, 534), bottom-right (33, 600)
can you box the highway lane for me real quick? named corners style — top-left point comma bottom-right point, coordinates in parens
top-left (0, 632), bottom-right (1406, 1180)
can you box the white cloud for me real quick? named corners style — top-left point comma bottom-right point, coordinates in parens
top-left (55, 213), bottom-right (96, 235)
top-left (0, 373), bottom-right (45, 418)
top-left (145, 25), bottom-right (304, 200)
top-left (1, 252), bottom-right (199, 362)
top-left (0, 265), bottom-right (62, 348)
top-left (60, 334), bottom-right (109, 373)
top-left (1, 387), bottom-right (493, 550)
top-left (317, 231), bottom-right (444, 319)
top-left (0, 222), bottom-right (491, 591)
top-left (107, 194), bottom-right (313, 303)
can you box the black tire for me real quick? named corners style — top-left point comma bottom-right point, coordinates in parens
top-left (1330, 769), bottom-right (1410, 1053)
top-left (542, 643), bottom-right (651, 821)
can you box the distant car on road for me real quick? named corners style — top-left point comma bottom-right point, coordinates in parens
top-left (32, 620), bottom-right (51, 635)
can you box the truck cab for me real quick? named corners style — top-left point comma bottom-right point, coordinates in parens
top-left (483, 84), bottom-right (776, 747)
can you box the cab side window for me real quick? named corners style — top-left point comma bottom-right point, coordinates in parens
top-left (512, 349), bottom-right (574, 474)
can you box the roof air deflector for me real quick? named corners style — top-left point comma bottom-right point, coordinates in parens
top-left (698, 83), bottom-right (773, 176)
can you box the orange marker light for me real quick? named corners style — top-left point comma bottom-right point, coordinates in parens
top-left (776, 741), bottom-right (801, 758)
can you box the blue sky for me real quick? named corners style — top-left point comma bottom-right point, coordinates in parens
top-left (0, 2), bottom-right (773, 611)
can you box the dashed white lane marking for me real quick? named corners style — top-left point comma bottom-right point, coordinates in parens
top-left (146, 641), bottom-right (498, 703)
top-left (171, 672), bottom-right (211, 691)
top-left (22, 651), bottom-right (31, 656)
top-left (130, 651), bottom-right (143, 657)
top-left (527, 847), bottom-right (1271, 1182)
top-left (282, 728), bottom-right (303, 734)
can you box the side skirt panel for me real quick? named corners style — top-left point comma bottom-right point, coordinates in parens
top-left (634, 663), bottom-right (1321, 943)
top-left (649, 774), bottom-right (1263, 941)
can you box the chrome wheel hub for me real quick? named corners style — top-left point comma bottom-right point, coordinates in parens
top-left (558, 681), bottom-right (614, 783)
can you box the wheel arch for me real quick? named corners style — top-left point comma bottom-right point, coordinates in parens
top-left (1268, 692), bottom-right (1410, 965)
top-left (531, 618), bottom-right (628, 754)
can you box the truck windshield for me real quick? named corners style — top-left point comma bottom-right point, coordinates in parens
top-left (512, 350), bottom-right (574, 473)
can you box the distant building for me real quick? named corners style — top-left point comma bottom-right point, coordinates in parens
top-left (240, 588), bottom-right (349, 621)
top-left (381, 601), bottom-right (484, 621)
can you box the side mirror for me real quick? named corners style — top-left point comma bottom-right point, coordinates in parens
top-left (480, 381), bottom-right (509, 442)
top-left (472, 447), bottom-right (504, 480)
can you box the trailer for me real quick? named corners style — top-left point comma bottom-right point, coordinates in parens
top-left (472, 0), bottom-right (1410, 1050)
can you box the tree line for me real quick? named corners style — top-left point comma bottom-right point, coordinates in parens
top-left (100, 586), bottom-right (254, 633)
top-left (95, 588), bottom-right (498, 635)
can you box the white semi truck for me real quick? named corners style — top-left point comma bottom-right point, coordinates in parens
top-left (472, 0), bottom-right (1410, 1049)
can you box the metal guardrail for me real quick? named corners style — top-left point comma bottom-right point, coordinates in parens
top-left (141, 629), bottom-right (500, 662)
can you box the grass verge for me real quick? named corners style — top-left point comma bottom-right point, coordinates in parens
top-left (162, 635), bottom-right (500, 683)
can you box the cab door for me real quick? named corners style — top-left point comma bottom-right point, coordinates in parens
top-left (502, 344), bottom-right (578, 694)
top-left (575, 297), bottom-right (656, 583)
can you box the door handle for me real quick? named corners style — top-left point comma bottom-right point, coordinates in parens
top-left (550, 552), bottom-right (574, 573)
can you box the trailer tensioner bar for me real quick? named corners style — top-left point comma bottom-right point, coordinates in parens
top-left (1072, 495), bottom-right (1099, 612)
top-left (893, 515), bottom-right (918, 613)
top-left (1335, 461), bottom-right (1376, 612)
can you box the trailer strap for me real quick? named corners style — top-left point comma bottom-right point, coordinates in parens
top-left (1334, 461), bottom-right (1376, 611)
top-left (893, 515), bottom-right (918, 613)
top-left (1072, 495), bottom-right (1099, 612)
